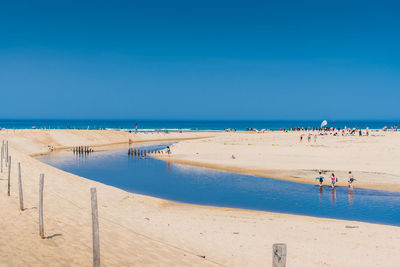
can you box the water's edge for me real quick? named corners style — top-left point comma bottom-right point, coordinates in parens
top-left (37, 143), bottom-right (400, 226)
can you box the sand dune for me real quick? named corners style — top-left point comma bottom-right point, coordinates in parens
top-left (0, 129), bottom-right (399, 266)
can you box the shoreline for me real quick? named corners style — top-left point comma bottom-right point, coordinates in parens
top-left (155, 155), bottom-right (400, 192)
top-left (29, 135), bottom-right (214, 157)
top-left (158, 131), bottom-right (400, 193)
top-left (39, 144), bottom-right (400, 227)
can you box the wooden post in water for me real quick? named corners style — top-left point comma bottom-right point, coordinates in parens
top-left (272, 243), bottom-right (287, 267)
top-left (7, 156), bottom-right (11, 196)
top-left (91, 188), bottom-right (100, 267)
top-left (18, 162), bottom-right (24, 211)
top-left (39, 174), bottom-right (45, 239)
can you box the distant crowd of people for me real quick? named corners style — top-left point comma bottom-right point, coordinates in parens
top-left (297, 127), bottom-right (374, 143)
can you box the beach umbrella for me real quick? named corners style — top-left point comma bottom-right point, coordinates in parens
top-left (321, 120), bottom-right (328, 128)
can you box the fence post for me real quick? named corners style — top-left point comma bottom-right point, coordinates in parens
top-left (91, 188), bottom-right (100, 267)
top-left (1, 141), bottom-right (3, 173)
top-left (39, 174), bottom-right (45, 239)
top-left (7, 156), bottom-right (11, 196)
top-left (272, 243), bottom-right (287, 267)
top-left (5, 141), bottom-right (8, 167)
top-left (18, 162), bottom-right (24, 211)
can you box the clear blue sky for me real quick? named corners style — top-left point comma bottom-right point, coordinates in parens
top-left (0, 0), bottom-right (399, 120)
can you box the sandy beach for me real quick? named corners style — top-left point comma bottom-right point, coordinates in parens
top-left (160, 130), bottom-right (400, 192)
top-left (0, 129), bottom-right (399, 266)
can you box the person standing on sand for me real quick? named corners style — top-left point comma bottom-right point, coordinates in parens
top-left (348, 171), bottom-right (356, 188)
top-left (330, 173), bottom-right (337, 189)
top-left (315, 172), bottom-right (324, 187)
top-left (307, 133), bottom-right (311, 142)
top-left (314, 134), bottom-right (317, 143)
top-left (300, 134), bottom-right (303, 142)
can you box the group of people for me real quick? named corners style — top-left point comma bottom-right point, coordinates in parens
top-left (315, 171), bottom-right (356, 189)
top-left (300, 133), bottom-right (317, 143)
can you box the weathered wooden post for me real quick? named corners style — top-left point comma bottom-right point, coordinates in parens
top-left (272, 243), bottom-right (287, 267)
top-left (5, 141), bottom-right (8, 167)
top-left (18, 162), bottom-right (24, 211)
top-left (7, 156), bottom-right (11, 196)
top-left (1, 141), bottom-right (3, 173)
top-left (91, 188), bottom-right (100, 267)
top-left (39, 174), bottom-right (45, 239)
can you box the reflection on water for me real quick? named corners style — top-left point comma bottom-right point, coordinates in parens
top-left (348, 189), bottom-right (354, 206)
top-left (37, 143), bottom-right (400, 226)
top-left (331, 188), bottom-right (336, 206)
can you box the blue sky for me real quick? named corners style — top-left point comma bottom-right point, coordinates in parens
top-left (0, 0), bottom-right (399, 120)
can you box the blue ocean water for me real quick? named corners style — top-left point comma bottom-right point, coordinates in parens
top-left (38, 143), bottom-right (400, 226)
top-left (0, 119), bottom-right (398, 131)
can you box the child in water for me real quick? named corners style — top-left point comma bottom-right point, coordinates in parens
top-left (348, 171), bottom-right (356, 188)
top-left (330, 173), bottom-right (337, 188)
top-left (315, 172), bottom-right (324, 187)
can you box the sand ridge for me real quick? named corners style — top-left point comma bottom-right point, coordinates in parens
top-left (159, 131), bottom-right (400, 191)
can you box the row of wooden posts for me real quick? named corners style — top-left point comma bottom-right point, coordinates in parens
top-left (1, 140), bottom-right (286, 267)
top-left (73, 146), bottom-right (94, 154)
top-left (128, 147), bottom-right (164, 157)
top-left (1, 140), bottom-right (101, 267)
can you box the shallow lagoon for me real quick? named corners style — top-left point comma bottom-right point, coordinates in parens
top-left (38, 143), bottom-right (400, 226)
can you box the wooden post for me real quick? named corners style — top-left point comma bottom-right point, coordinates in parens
top-left (5, 141), bottom-right (8, 167)
top-left (7, 156), bottom-right (11, 196)
top-left (18, 162), bottom-right (24, 211)
top-left (39, 174), bottom-right (45, 239)
top-left (91, 188), bottom-right (100, 267)
top-left (272, 243), bottom-right (287, 267)
top-left (1, 141), bottom-right (3, 173)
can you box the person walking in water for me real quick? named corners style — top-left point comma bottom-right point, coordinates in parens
top-left (348, 171), bottom-right (356, 188)
top-left (330, 173), bottom-right (337, 189)
top-left (315, 172), bottom-right (324, 187)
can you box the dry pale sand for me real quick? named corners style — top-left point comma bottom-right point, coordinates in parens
top-left (161, 131), bottom-right (400, 192)
top-left (0, 129), bottom-right (399, 266)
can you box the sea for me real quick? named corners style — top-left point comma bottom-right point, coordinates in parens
top-left (0, 119), bottom-right (398, 131)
